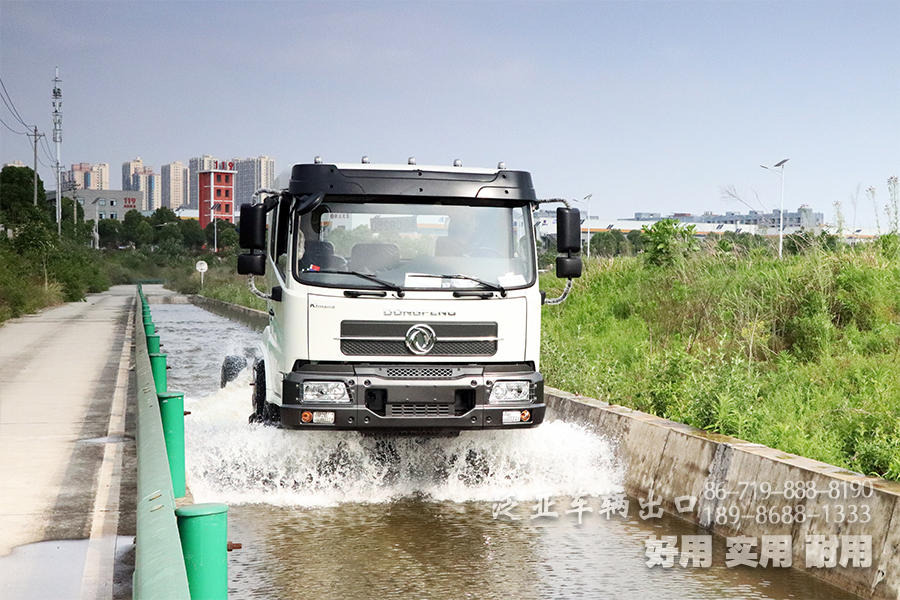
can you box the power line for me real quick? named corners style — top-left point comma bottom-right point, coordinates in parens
top-left (40, 135), bottom-right (55, 163)
top-left (0, 77), bottom-right (32, 129)
top-left (0, 114), bottom-right (28, 135)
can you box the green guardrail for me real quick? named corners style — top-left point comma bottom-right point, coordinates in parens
top-left (133, 287), bottom-right (192, 600)
top-left (135, 285), bottom-right (233, 600)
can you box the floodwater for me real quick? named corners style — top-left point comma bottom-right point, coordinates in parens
top-left (151, 304), bottom-right (862, 600)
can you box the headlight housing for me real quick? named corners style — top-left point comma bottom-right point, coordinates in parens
top-left (489, 380), bottom-right (531, 403)
top-left (302, 381), bottom-right (351, 403)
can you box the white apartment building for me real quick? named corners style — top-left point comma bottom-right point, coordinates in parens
top-left (122, 158), bottom-right (143, 191)
top-left (132, 167), bottom-right (160, 211)
top-left (188, 155), bottom-right (216, 209)
top-left (66, 162), bottom-right (109, 190)
top-left (161, 161), bottom-right (189, 210)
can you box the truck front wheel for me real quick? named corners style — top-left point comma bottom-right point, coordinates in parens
top-left (249, 360), bottom-right (280, 425)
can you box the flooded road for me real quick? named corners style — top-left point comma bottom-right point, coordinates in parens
top-left (152, 303), bottom-right (862, 600)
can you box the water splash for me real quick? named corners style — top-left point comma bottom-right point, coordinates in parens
top-left (185, 371), bottom-right (623, 508)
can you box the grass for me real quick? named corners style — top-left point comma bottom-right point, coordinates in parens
top-left (540, 245), bottom-right (900, 480)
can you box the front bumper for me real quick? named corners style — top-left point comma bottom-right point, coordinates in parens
top-left (280, 363), bottom-right (544, 431)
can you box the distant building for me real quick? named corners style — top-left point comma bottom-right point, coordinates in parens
top-left (4, 160), bottom-right (26, 168)
top-left (198, 167), bottom-right (236, 229)
top-left (233, 155), bottom-right (276, 207)
top-left (47, 189), bottom-right (144, 222)
top-left (188, 155), bottom-right (216, 209)
top-left (624, 206), bottom-right (824, 231)
top-left (66, 162), bottom-right (109, 190)
top-left (122, 158), bottom-right (143, 191)
top-left (161, 161), bottom-right (189, 210)
top-left (130, 167), bottom-right (160, 211)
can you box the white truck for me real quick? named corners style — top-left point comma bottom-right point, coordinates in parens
top-left (237, 159), bottom-right (581, 433)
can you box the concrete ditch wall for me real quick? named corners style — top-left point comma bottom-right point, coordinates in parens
top-left (185, 295), bottom-right (899, 599)
top-left (189, 295), bottom-right (267, 331)
top-left (545, 388), bottom-right (900, 600)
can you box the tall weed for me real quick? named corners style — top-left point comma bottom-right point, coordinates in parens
top-left (541, 247), bottom-right (900, 480)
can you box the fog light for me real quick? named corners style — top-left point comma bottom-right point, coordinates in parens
top-left (313, 411), bottom-right (335, 424)
top-left (301, 411), bottom-right (313, 423)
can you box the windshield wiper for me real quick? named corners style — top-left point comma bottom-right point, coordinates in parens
top-left (302, 269), bottom-right (405, 297)
top-left (411, 273), bottom-right (507, 298)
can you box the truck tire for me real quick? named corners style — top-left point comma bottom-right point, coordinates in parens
top-left (249, 360), bottom-right (280, 424)
top-left (221, 354), bottom-right (247, 388)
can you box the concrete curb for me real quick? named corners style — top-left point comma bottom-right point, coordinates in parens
top-left (189, 295), bottom-right (267, 331)
top-left (545, 387), bottom-right (900, 600)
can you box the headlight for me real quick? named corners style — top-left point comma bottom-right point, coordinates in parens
top-left (489, 380), bottom-right (531, 403)
top-left (302, 382), bottom-right (351, 403)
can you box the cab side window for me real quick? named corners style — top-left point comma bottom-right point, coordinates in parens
top-left (271, 200), bottom-right (291, 276)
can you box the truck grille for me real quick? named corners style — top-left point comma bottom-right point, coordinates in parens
top-left (340, 321), bottom-right (497, 357)
top-left (387, 404), bottom-right (453, 417)
top-left (384, 367), bottom-right (455, 379)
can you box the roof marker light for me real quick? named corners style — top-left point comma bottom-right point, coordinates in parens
top-left (314, 156), bottom-right (322, 164)
top-left (497, 162), bottom-right (506, 170)
top-left (453, 159), bottom-right (462, 167)
top-left (408, 157), bottom-right (416, 165)
top-left (362, 156), bottom-right (370, 164)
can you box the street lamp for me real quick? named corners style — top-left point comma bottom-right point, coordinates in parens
top-left (584, 194), bottom-right (593, 258)
top-left (760, 158), bottom-right (789, 258)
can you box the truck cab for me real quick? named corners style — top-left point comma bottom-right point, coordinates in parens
top-left (238, 160), bottom-right (580, 433)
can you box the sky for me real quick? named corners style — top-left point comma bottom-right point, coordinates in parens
top-left (1, 0), bottom-right (897, 228)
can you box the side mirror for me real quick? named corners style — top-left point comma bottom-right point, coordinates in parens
top-left (239, 204), bottom-right (267, 250)
top-left (556, 256), bottom-right (582, 278)
top-left (556, 207), bottom-right (581, 253)
top-left (555, 207), bottom-right (582, 279)
top-left (295, 192), bottom-right (325, 215)
top-left (238, 252), bottom-right (266, 275)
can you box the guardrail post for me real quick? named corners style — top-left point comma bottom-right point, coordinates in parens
top-left (149, 352), bottom-right (167, 393)
top-left (146, 334), bottom-right (161, 354)
top-left (157, 390), bottom-right (186, 497)
top-left (144, 321), bottom-right (155, 336)
top-left (175, 503), bottom-right (230, 600)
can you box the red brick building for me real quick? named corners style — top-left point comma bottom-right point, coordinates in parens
top-left (198, 168), bottom-right (236, 229)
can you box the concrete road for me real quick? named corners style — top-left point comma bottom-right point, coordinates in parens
top-left (0, 285), bottom-right (136, 599)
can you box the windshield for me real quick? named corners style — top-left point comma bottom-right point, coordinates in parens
top-left (292, 197), bottom-right (536, 291)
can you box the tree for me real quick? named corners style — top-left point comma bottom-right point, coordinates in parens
top-left (205, 219), bottom-right (237, 250)
top-left (12, 217), bottom-right (57, 287)
top-left (120, 210), bottom-right (146, 246)
top-left (134, 220), bottom-right (154, 248)
top-left (156, 221), bottom-right (184, 246)
top-left (0, 165), bottom-right (48, 227)
top-left (640, 219), bottom-right (698, 267)
top-left (179, 218), bottom-right (206, 250)
top-left (150, 207), bottom-right (180, 242)
top-left (97, 219), bottom-right (121, 249)
top-left (626, 229), bottom-right (643, 253)
top-left (590, 229), bottom-right (628, 257)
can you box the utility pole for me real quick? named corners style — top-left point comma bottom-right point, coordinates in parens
top-left (52, 68), bottom-right (63, 235)
top-left (584, 194), bottom-right (593, 258)
top-left (760, 158), bottom-right (789, 258)
top-left (27, 126), bottom-right (45, 206)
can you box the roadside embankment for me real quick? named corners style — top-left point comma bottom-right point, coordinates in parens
top-left (545, 388), bottom-right (899, 600)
